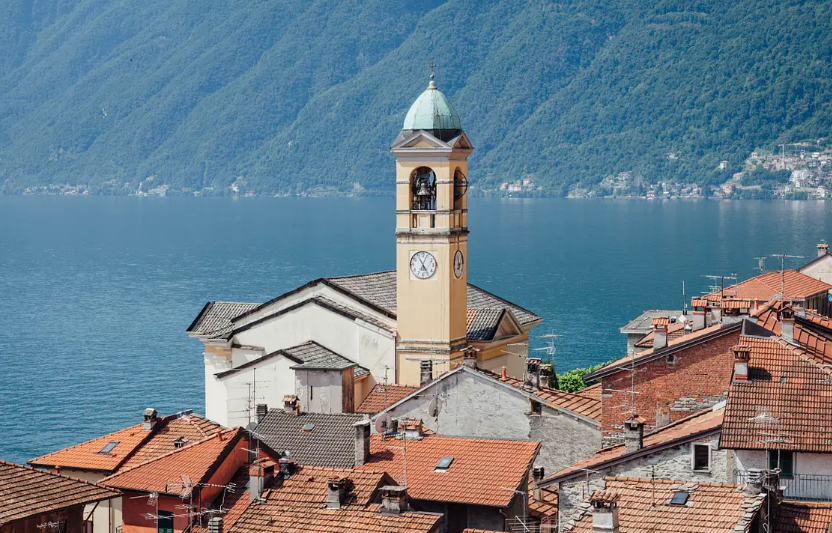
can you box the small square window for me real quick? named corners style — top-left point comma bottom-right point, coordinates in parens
top-left (692, 443), bottom-right (710, 471)
top-left (435, 456), bottom-right (454, 472)
top-left (669, 492), bottom-right (689, 505)
top-left (530, 400), bottom-right (542, 415)
top-left (769, 450), bottom-right (794, 478)
top-left (98, 441), bottom-right (119, 455)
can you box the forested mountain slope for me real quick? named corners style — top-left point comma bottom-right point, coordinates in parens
top-left (1, 0), bottom-right (830, 195)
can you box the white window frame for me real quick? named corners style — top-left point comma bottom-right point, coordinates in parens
top-left (691, 442), bottom-right (711, 472)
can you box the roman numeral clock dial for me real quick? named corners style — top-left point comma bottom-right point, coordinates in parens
top-left (410, 251), bottom-right (437, 279)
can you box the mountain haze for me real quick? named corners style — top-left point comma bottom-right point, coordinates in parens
top-left (1, 0), bottom-right (831, 195)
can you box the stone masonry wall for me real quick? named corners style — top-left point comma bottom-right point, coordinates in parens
top-left (600, 330), bottom-right (739, 442)
top-left (558, 434), bottom-right (728, 531)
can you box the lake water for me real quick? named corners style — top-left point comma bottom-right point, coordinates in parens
top-left (1, 196), bottom-right (830, 464)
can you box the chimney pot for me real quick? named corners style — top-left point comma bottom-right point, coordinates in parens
top-left (278, 456), bottom-right (296, 477)
top-left (283, 395), bottom-right (298, 414)
top-left (326, 478), bottom-right (347, 509)
top-left (779, 307), bottom-right (796, 345)
top-left (249, 462), bottom-right (275, 503)
top-left (255, 404), bottom-right (268, 424)
top-left (623, 417), bottom-right (644, 452)
top-left (354, 420), bottom-right (371, 466)
top-left (819, 243), bottom-right (829, 258)
top-left (590, 492), bottom-right (620, 533)
top-left (463, 350), bottom-right (477, 368)
top-left (398, 418), bottom-right (424, 440)
top-left (380, 486), bottom-right (409, 515)
top-left (652, 317), bottom-right (669, 350)
top-left (732, 345), bottom-right (751, 382)
top-left (743, 468), bottom-right (764, 496)
top-left (208, 517), bottom-right (223, 533)
top-left (501, 366), bottom-right (508, 380)
top-left (143, 408), bottom-right (158, 431)
top-left (539, 364), bottom-right (555, 389)
top-left (216, 429), bottom-right (223, 442)
top-left (526, 358), bottom-right (542, 389)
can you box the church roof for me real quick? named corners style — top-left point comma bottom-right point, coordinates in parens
top-left (187, 301), bottom-right (259, 337)
top-left (216, 341), bottom-right (369, 380)
top-left (402, 75), bottom-right (462, 132)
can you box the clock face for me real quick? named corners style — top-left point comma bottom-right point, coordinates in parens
top-left (454, 250), bottom-right (464, 278)
top-left (410, 251), bottom-right (437, 279)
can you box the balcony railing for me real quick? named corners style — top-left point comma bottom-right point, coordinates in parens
top-left (733, 470), bottom-right (832, 501)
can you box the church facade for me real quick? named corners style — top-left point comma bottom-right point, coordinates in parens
top-left (187, 76), bottom-right (542, 428)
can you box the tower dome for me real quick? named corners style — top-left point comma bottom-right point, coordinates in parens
top-left (402, 74), bottom-right (462, 132)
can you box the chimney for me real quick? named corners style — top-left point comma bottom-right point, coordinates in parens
top-left (398, 418), bottom-right (424, 440)
top-left (818, 243), bottom-right (829, 258)
top-left (380, 485), bottom-right (409, 515)
top-left (623, 417), bottom-right (644, 452)
top-left (501, 366), bottom-right (508, 380)
top-left (249, 462), bottom-right (275, 503)
top-left (532, 467), bottom-right (545, 501)
top-left (652, 316), bottom-right (669, 350)
top-left (326, 478), bottom-right (348, 509)
top-left (732, 345), bottom-right (751, 382)
top-left (208, 517), bottom-right (223, 533)
top-left (590, 491), bottom-right (620, 533)
top-left (526, 358), bottom-right (542, 389)
top-left (780, 307), bottom-right (796, 345)
top-left (743, 468), bottom-right (764, 496)
top-left (539, 364), bottom-right (555, 389)
top-left (278, 456), bottom-right (296, 477)
top-left (354, 419), bottom-right (371, 466)
top-left (463, 350), bottom-right (477, 369)
top-left (143, 408), bottom-right (158, 431)
top-left (283, 395), bottom-right (298, 414)
top-left (255, 404), bottom-right (268, 424)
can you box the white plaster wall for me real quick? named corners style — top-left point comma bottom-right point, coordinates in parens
top-left (801, 257), bottom-right (832, 284)
top-left (233, 284), bottom-right (395, 329)
top-left (233, 304), bottom-right (396, 380)
top-left (231, 346), bottom-right (265, 367)
top-left (295, 370), bottom-right (343, 414)
top-left (205, 353), bottom-right (232, 426)
top-left (734, 450), bottom-right (832, 476)
top-left (220, 355), bottom-right (295, 428)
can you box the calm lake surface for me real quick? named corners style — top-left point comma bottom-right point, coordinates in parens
top-left (2, 196), bottom-right (830, 464)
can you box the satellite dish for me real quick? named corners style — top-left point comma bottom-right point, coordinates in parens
top-left (375, 413), bottom-right (392, 434)
top-left (428, 397), bottom-right (438, 417)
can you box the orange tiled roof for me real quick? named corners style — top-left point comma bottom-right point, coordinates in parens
top-left (634, 321), bottom-right (688, 348)
top-left (528, 486), bottom-right (558, 521)
top-left (569, 477), bottom-right (761, 533)
top-left (549, 406), bottom-right (724, 482)
top-left (102, 428), bottom-right (245, 495)
top-left (775, 502), bottom-right (832, 533)
top-left (263, 465), bottom-right (392, 507)
top-left (702, 270), bottom-right (831, 302)
top-left (29, 412), bottom-right (222, 473)
top-left (748, 302), bottom-right (832, 363)
top-left (576, 383), bottom-right (602, 401)
top-left (475, 367), bottom-right (601, 422)
top-left (230, 504), bottom-right (441, 533)
top-left (721, 336), bottom-right (832, 452)
top-left (359, 434), bottom-right (539, 508)
top-left (0, 461), bottom-right (120, 524)
top-left (357, 384), bottom-right (419, 414)
top-left (590, 323), bottom-right (727, 377)
top-left (191, 467), bottom-right (251, 533)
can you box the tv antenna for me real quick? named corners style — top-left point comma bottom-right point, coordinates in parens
top-left (769, 254), bottom-right (805, 299)
top-left (755, 257), bottom-right (767, 274)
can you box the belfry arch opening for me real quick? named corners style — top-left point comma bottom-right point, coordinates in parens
top-left (453, 168), bottom-right (468, 210)
top-left (411, 167), bottom-right (437, 211)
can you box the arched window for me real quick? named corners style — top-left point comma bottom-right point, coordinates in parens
top-left (411, 167), bottom-right (436, 210)
top-left (453, 168), bottom-right (468, 210)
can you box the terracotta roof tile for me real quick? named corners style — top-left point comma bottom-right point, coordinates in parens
top-left (262, 465), bottom-right (392, 507)
top-left (475, 367), bottom-right (601, 422)
top-left (0, 461), bottom-right (120, 524)
top-left (102, 428), bottom-right (245, 495)
top-left (569, 477), bottom-right (761, 533)
top-left (528, 486), bottom-right (558, 521)
top-left (702, 270), bottom-right (831, 302)
top-left (357, 384), bottom-right (419, 414)
top-left (359, 434), bottom-right (539, 508)
top-left (191, 467), bottom-right (251, 533)
top-left (634, 321), bottom-right (688, 348)
top-left (29, 412), bottom-right (222, 473)
top-left (576, 383), bottom-right (602, 401)
top-left (550, 406), bottom-right (724, 482)
top-left (775, 502), bottom-right (832, 533)
top-left (230, 504), bottom-right (441, 533)
top-left (721, 335), bottom-right (832, 452)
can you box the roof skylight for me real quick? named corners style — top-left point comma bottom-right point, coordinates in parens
top-left (669, 491), bottom-right (689, 505)
top-left (435, 456), bottom-right (454, 471)
top-left (98, 441), bottom-right (119, 455)
top-left (301, 423), bottom-right (315, 432)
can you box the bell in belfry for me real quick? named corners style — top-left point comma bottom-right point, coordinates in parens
top-left (415, 179), bottom-right (431, 199)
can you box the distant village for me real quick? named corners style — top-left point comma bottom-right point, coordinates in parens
top-left (7, 79), bottom-right (832, 533)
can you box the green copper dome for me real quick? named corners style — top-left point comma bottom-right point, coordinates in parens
top-left (402, 75), bottom-right (462, 132)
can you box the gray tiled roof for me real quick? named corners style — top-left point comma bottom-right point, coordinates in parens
top-left (467, 308), bottom-right (506, 341)
top-left (315, 297), bottom-right (395, 333)
top-left (187, 301), bottom-right (259, 337)
top-left (326, 271), bottom-right (540, 328)
top-left (287, 341), bottom-right (365, 375)
top-left (254, 410), bottom-right (366, 468)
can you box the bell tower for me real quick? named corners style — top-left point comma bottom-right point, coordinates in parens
top-left (391, 74), bottom-right (474, 386)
